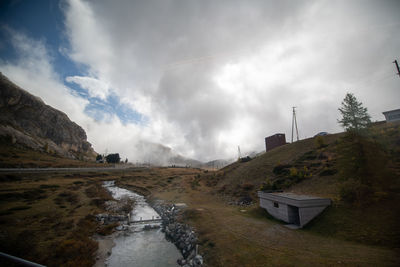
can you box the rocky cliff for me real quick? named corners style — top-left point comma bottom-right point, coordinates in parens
top-left (0, 73), bottom-right (96, 160)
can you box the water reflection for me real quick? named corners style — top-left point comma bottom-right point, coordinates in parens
top-left (103, 181), bottom-right (180, 267)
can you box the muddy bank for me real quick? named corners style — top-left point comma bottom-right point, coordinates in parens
top-left (94, 233), bottom-right (116, 267)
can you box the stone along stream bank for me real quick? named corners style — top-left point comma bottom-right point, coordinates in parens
top-left (96, 181), bottom-right (203, 267)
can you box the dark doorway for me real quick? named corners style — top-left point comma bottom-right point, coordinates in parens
top-left (287, 205), bottom-right (300, 225)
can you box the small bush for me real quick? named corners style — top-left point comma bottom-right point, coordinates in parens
top-left (0, 174), bottom-right (21, 182)
top-left (8, 205), bottom-right (31, 211)
top-left (320, 167), bottom-right (338, 176)
top-left (339, 180), bottom-right (374, 204)
top-left (20, 189), bottom-right (47, 201)
top-left (54, 237), bottom-right (98, 266)
top-left (298, 151), bottom-right (317, 161)
top-left (96, 223), bottom-right (119, 236)
top-left (260, 178), bottom-right (277, 191)
top-left (57, 191), bottom-right (79, 205)
top-left (40, 184), bottom-right (60, 189)
top-left (190, 178), bottom-right (200, 189)
top-left (315, 136), bottom-right (327, 148)
top-left (289, 167), bottom-right (298, 177)
top-left (290, 166), bottom-right (311, 180)
top-left (310, 162), bottom-right (322, 167)
top-left (241, 183), bottom-right (254, 190)
top-left (240, 156), bottom-right (252, 163)
top-left (183, 209), bottom-right (202, 221)
top-left (272, 164), bottom-right (292, 175)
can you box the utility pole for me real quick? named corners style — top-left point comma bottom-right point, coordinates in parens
top-left (393, 59), bottom-right (400, 77)
top-left (238, 146), bottom-right (241, 160)
top-left (291, 107), bottom-right (299, 143)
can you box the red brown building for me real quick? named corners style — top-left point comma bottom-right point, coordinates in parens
top-left (265, 133), bottom-right (286, 152)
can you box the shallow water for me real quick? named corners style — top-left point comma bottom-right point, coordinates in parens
top-left (103, 181), bottom-right (180, 267)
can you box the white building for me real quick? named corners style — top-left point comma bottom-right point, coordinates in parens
top-left (258, 192), bottom-right (331, 228)
top-left (382, 109), bottom-right (400, 122)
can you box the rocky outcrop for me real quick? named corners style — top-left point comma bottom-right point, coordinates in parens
top-left (152, 202), bottom-right (203, 266)
top-left (0, 73), bottom-right (96, 159)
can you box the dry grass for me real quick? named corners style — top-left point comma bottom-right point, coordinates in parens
top-left (153, 186), bottom-right (399, 266)
top-left (0, 171), bottom-right (112, 266)
top-left (1, 122), bottom-right (399, 266)
top-left (1, 166), bottom-right (399, 266)
top-left (112, 167), bottom-right (400, 266)
top-left (0, 142), bottom-right (104, 168)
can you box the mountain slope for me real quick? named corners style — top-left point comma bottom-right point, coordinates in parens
top-left (0, 73), bottom-right (96, 161)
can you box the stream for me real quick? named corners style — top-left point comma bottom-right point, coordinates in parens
top-left (103, 181), bottom-right (181, 267)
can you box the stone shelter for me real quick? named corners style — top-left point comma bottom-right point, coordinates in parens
top-left (258, 191), bottom-right (331, 228)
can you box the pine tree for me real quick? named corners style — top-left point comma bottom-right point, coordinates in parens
top-left (338, 93), bottom-right (371, 131)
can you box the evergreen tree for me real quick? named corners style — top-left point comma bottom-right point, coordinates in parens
top-left (338, 93), bottom-right (371, 131)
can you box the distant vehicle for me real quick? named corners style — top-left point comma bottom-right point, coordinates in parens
top-left (314, 132), bottom-right (328, 137)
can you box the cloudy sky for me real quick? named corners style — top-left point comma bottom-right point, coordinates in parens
top-left (0, 0), bottom-right (399, 162)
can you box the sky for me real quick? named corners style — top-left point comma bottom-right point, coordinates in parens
top-left (0, 0), bottom-right (399, 163)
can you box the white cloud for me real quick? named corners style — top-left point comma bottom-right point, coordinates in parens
top-left (59, 0), bottom-right (400, 161)
top-left (0, 28), bottom-right (89, 124)
top-left (0, 29), bottom-right (172, 163)
top-left (66, 75), bottom-right (110, 100)
top-left (2, 1), bottom-right (400, 163)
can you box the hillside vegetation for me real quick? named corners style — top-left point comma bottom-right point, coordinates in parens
top-left (200, 121), bottom-right (400, 248)
top-left (0, 142), bottom-right (103, 168)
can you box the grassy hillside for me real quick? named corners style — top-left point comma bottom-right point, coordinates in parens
top-left (0, 142), bottom-right (106, 168)
top-left (200, 121), bottom-right (400, 248)
top-left (204, 132), bottom-right (343, 199)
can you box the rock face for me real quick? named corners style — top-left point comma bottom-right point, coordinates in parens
top-left (0, 73), bottom-right (96, 159)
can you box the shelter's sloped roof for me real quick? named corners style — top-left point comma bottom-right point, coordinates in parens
top-left (258, 191), bottom-right (331, 208)
top-left (272, 192), bottom-right (322, 200)
top-left (383, 108), bottom-right (400, 115)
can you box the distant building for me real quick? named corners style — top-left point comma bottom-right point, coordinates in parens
top-left (258, 192), bottom-right (331, 228)
top-left (382, 109), bottom-right (400, 122)
top-left (265, 133), bottom-right (286, 152)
